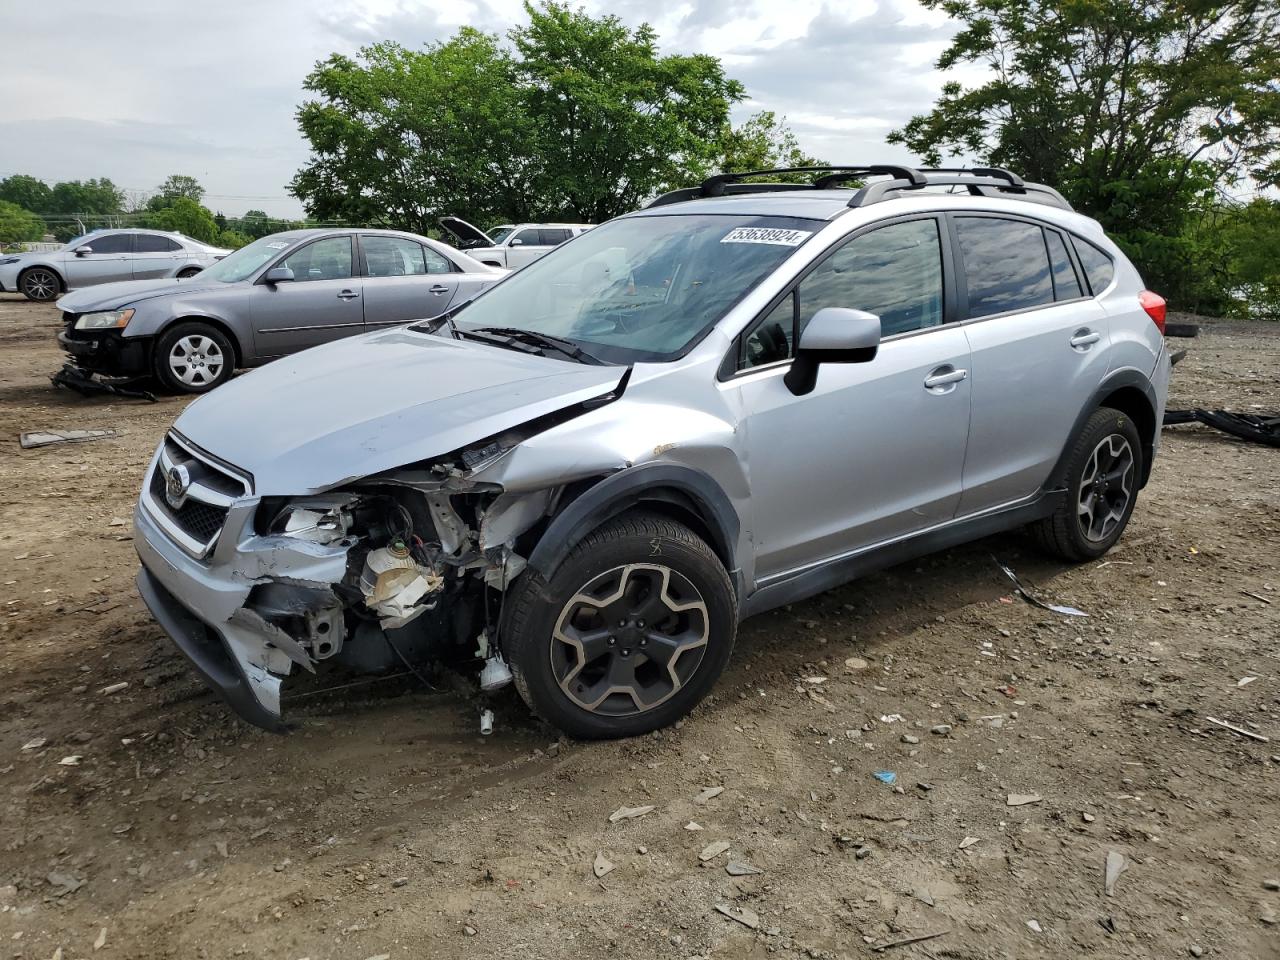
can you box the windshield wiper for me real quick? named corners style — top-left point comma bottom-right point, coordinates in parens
top-left (469, 326), bottom-right (605, 365)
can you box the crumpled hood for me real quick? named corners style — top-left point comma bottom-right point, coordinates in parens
top-left (58, 277), bottom-right (226, 312)
top-left (174, 327), bottom-right (626, 495)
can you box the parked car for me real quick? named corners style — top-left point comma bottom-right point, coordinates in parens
top-left (133, 165), bottom-right (1170, 740)
top-left (440, 217), bottom-right (592, 269)
top-left (0, 229), bottom-right (230, 302)
top-left (56, 228), bottom-right (504, 393)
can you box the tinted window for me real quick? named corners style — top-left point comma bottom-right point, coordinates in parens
top-left (1073, 237), bottom-right (1115, 295)
top-left (135, 234), bottom-right (182, 253)
top-left (739, 293), bottom-right (796, 369)
top-left (280, 237), bottom-right (353, 281)
top-left (363, 236), bottom-right (427, 277)
top-left (1044, 230), bottom-right (1082, 300)
top-left (82, 233), bottom-right (132, 254)
top-left (955, 217), bottom-right (1053, 318)
top-left (798, 218), bottom-right (945, 338)
top-left (512, 229), bottom-right (541, 245)
top-left (539, 229), bottom-right (572, 246)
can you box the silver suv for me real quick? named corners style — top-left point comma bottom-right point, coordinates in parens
top-left (133, 165), bottom-right (1170, 739)
top-left (440, 217), bottom-right (593, 269)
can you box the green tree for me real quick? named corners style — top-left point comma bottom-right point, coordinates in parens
top-left (0, 175), bottom-right (53, 214)
top-left (889, 0), bottom-right (1280, 301)
top-left (143, 197), bottom-right (220, 243)
top-left (709, 111), bottom-right (826, 182)
top-left (0, 200), bottom-right (45, 245)
top-left (48, 178), bottom-right (125, 217)
top-left (291, 2), bottom-right (746, 228)
top-left (217, 228), bottom-right (252, 250)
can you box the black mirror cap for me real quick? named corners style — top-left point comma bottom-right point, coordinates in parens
top-left (783, 344), bottom-right (878, 396)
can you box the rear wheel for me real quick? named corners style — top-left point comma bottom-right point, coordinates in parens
top-left (153, 321), bottom-right (234, 393)
top-left (504, 512), bottom-right (736, 739)
top-left (19, 267), bottom-right (61, 302)
top-left (1031, 407), bottom-right (1143, 561)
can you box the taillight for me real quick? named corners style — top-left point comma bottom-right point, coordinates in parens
top-left (1139, 290), bottom-right (1166, 334)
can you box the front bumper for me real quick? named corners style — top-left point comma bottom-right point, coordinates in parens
top-left (133, 454), bottom-right (351, 730)
top-left (58, 329), bottom-right (150, 377)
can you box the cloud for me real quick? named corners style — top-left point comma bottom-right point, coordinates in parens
top-left (0, 0), bottom-right (962, 217)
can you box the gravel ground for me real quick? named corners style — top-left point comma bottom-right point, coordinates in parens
top-left (0, 293), bottom-right (1277, 959)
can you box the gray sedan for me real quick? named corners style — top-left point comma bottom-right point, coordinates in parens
top-left (0, 229), bottom-right (230, 302)
top-left (56, 228), bottom-right (506, 393)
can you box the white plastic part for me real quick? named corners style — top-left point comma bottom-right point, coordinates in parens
top-left (360, 542), bottom-right (443, 628)
top-left (479, 655), bottom-right (513, 692)
top-left (479, 709), bottom-right (495, 736)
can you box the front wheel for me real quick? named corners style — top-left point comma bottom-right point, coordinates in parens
top-left (1031, 407), bottom-right (1143, 561)
top-left (504, 512), bottom-right (737, 739)
top-left (176, 267), bottom-right (202, 279)
top-left (19, 267), bottom-right (61, 302)
top-left (153, 322), bottom-right (234, 393)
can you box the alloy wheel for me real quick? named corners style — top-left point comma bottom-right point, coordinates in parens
top-left (168, 334), bottom-right (225, 387)
top-left (551, 563), bottom-right (709, 717)
top-left (22, 269), bottom-right (59, 302)
top-left (1077, 434), bottom-right (1134, 542)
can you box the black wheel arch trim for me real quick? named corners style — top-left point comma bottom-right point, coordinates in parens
top-left (526, 462), bottom-right (742, 598)
top-left (1051, 367), bottom-right (1158, 490)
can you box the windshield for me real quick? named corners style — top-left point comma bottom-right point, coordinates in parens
top-left (488, 226), bottom-right (514, 244)
top-left (196, 235), bottom-right (300, 283)
top-left (451, 214), bottom-right (818, 363)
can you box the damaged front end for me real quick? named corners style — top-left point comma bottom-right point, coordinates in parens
top-left (134, 429), bottom-right (558, 730)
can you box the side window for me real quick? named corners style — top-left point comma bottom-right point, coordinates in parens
top-left (280, 237), bottom-right (353, 281)
top-left (83, 233), bottom-right (132, 254)
top-left (739, 293), bottom-right (796, 370)
top-left (363, 236), bottom-right (427, 277)
top-left (135, 234), bottom-right (182, 253)
top-left (539, 228), bottom-right (571, 246)
top-left (423, 245), bottom-right (454, 274)
top-left (1073, 237), bottom-right (1115, 295)
top-left (1044, 230), bottom-right (1082, 300)
top-left (955, 217), bottom-right (1053, 318)
top-left (512, 228), bottom-right (541, 246)
top-left (798, 218), bottom-right (945, 338)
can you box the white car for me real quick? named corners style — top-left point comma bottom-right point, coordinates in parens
top-left (0, 229), bottom-right (230, 302)
top-left (440, 218), bottom-right (592, 269)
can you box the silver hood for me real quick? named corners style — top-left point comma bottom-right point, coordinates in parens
top-left (58, 277), bottom-right (226, 312)
top-left (173, 327), bottom-right (626, 495)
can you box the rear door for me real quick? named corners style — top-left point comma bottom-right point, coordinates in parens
top-left (64, 232), bottom-right (135, 287)
top-left (359, 234), bottom-right (460, 326)
top-left (951, 214), bottom-right (1109, 515)
top-left (132, 234), bottom-right (184, 279)
top-left (250, 236), bottom-right (364, 357)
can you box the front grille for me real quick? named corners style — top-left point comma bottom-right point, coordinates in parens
top-left (149, 468), bottom-right (230, 543)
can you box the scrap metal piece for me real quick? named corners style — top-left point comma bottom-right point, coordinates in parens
top-left (1162, 408), bottom-right (1280, 448)
top-left (50, 363), bottom-right (157, 402)
top-left (20, 429), bottom-right (116, 449)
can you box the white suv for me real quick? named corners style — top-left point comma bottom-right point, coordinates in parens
top-left (440, 218), bottom-right (593, 269)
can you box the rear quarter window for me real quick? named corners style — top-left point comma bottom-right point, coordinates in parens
top-left (1073, 237), bottom-right (1115, 295)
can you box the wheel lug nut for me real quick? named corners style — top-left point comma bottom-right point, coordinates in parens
top-left (608, 637), bottom-right (616, 646)
top-left (637, 620), bottom-right (645, 628)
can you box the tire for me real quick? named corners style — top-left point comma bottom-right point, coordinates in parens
top-left (176, 267), bottom-right (202, 279)
top-left (1031, 406), bottom-right (1143, 562)
top-left (153, 321), bottom-right (235, 394)
top-left (19, 266), bottom-right (61, 302)
top-left (503, 511), bottom-right (737, 740)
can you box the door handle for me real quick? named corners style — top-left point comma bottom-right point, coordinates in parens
top-left (337, 289), bottom-right (359, 300)
top-left (923, 366), bottom-right (968, 391)
top-left (429, 284), bottom-right (450, 294)
top-left (1070, 329), bottom-right (1101, 349)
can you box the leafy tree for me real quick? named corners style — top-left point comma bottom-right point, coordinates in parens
top-left (142, 197), bottom-right (220, 243)
top-left (217, 228), bottom-right (252, 250)
top-left (0, 175), bottom-right (53, 214)
top-left (0, 200), bottom-right (45, 245)
top-left (708, 111), bottom-right (826, 183)
top-left (48, 178), bottom-right (125, 217)
top-left (291, 2), bottom-right (746, 228)
top-left (889, 0), bottom-right (1280, 301)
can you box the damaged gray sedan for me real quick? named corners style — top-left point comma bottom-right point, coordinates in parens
top-left (134, 165), bottom-right (1169, 738)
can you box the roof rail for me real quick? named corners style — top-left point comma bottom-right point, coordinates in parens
top-left (644, 164), bottom-right (1073, 212)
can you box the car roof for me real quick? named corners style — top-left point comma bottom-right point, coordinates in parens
top-left (625, 189), bottom-right (1105, 237)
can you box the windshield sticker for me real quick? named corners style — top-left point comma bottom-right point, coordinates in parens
top-left (720, 227), bottom-right (811, 247)
top-left (265, 241), bottom-right (290, 249)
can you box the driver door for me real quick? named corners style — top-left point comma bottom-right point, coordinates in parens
top-left (250, 236), bottom-right (364, 357)
top-left (64, 232), bottom-right (135, 287)
top-left (726, 215), bottom-right (972, 581)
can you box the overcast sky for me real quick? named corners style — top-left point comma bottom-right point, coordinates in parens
top-left (0, 0), bottom-right (971, 219)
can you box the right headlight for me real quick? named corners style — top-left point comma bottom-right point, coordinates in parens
top-left (74, 308), bottom-right (134, 331)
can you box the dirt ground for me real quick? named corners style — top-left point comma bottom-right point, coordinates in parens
top-left (0, 292), bottom-right (1277, 960)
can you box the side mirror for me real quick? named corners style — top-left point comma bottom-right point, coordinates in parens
top-left (263, 266), bottom-right (295, 284)
top-left (783, 308), bottom-right (881, 396)
top-left (74, 246), bottom-right (93, 257)
top-left (510, 237), bottom-right (524, 246)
